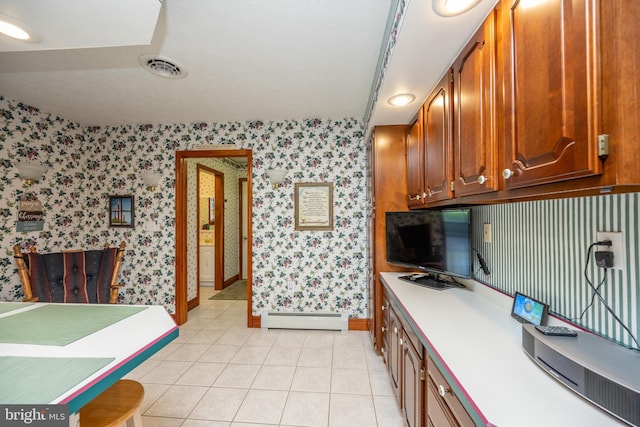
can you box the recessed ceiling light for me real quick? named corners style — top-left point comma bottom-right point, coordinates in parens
top-left (388, 93), bottom-right (416, 107)
top-left (433, 0), bottom-right (483, 17)
top-left (0, 14), bottom-right (38, 42)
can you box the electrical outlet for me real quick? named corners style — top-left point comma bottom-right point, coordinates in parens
top-left (287, 281), bottom-right (295, 293)
top-left (595, 231), bottom-right (625, 270)
top-left (483, 223), bottom-right (492, 243)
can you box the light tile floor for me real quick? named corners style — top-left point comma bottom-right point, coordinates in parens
top-left (125, 287), bottom-right (406, 427)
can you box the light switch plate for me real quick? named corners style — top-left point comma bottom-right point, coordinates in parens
top-left (483, 223), bottom-right (492, 243)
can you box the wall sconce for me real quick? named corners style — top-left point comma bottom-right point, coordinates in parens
top-left (141, 172), bottom-right (162, 192)
top-left (266, 169), bottom-right (287, 189)
top-left (16, 161), bottom-right (47, 185)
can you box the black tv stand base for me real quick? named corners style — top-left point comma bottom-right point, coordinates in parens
top-left (398, 274), bottom-right (460, 291)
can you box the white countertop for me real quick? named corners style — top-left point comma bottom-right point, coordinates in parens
top-left (380, 272), bottom-right (626, 427)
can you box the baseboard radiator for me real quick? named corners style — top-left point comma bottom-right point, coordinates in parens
top-left (261, 311), bottom-right (348, 331)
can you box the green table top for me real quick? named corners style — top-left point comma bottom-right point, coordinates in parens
top-left (0, 302), bottom-right (32, 315)
top-left (0, 356), bottom-right (114, 404)
top-left (0, 304), bottom-right (147, 346)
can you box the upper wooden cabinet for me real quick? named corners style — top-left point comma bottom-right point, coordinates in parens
top-left (403, 0), bottom-right (640, 207)
top-left (406, 72), bottom-right (454, 209)
top-left (453, 11), bottom-right (498, 197)
top-left (498, 0), bottom-right (602, 189)
top-left (424, 71), bottom-right (454, 203)
top-left (407, 109), bottom-right (425, 207)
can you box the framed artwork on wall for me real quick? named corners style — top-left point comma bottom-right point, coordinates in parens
top-left (294, 182), bottom-right (333, 231)
top-left (109, 195), bottom-right (135, 228)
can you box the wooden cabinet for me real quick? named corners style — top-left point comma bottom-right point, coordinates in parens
top-left (383, 287), bottom-right (475, 427)
top-left (370, 126), bottom-right (412, 353)
top-left (407, 109), bottom-right (425, 207)
top-left (402, 325), bottom-right (424, 427)
top-left (388, 305), bottom-right (402, 399)
top-left (453, 11), bottom-right (498, 197)
top-left (403, 0), bottom-right (640, 206)
top-left (424, 71), bottom-right (454, 203)
top-left (407, 72), bottom-right (454, 209)
top-left (381, 297), bottom-right (390, 365)
top-left (427, 356), bottom-right (474, 427)
top-left (497, 0), bottom-right (602, 190)
top-left (385, 293), bottom-right (426, 427)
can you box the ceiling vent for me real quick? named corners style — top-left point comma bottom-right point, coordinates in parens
top-left (139, 54), bottom-right (187, 79)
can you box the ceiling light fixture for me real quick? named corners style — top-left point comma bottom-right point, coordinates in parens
top-left (387, 93), bottom-right (416, 107)
top-left (433, 0), bottom-right (482, 17)
top-left (139, 54), bottom-right (188, 79)
top-left (0, 14), bottom-right (38, 42)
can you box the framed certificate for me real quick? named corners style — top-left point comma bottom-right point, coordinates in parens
top-left (294, 182), bottom-right (333, 231)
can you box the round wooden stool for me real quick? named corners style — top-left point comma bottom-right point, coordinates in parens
top-left (79, 379), bottom-right (144, 427)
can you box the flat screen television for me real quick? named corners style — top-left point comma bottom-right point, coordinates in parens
top-left (385, 208), bottom-right (473, 279)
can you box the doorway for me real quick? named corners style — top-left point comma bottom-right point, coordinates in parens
top-left (175, 149), bottom-right (253, 327)
top-left (190, 164), bottom-right (224, 311)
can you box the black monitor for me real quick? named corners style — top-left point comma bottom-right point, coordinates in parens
top-left (385, 208), bottom-right (472, 279)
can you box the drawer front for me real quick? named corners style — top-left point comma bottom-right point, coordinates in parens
top-left (428, 357), bottom-right (474, 426)
top-left (427, 380), bottom-right (457, 427)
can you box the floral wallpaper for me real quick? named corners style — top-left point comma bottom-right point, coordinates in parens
top-left (0, 95), bottom-right (369, 318)
top-left (198, 167), bottom-right (215, 229)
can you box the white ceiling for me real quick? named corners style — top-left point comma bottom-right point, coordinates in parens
top-left (0, 0), bottom-right (498, 132)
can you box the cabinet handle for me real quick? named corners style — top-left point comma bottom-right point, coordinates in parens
top-left (394, 327), bottom-right (398, 334)
top-left (502, 169), bottom-right (514, 180)
top-left (381, 326), bottom-right (386, 332)
top-left (477, 175), bottom-right (486, 185)
top-left (409, 194), bottom-right (421, 201)
top-left (438, 384), bottom-right (450, 397)
top-left (399, 338), bottom-right (404, 346)
top-left (381, 305), bottom-right (386, 311)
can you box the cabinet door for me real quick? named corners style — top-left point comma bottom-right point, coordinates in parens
top-left (407, 111), bottom-right (425, 207)
top-left (389, 307), bottom-right (401, 400)
top-left (499, 0), bottom-right (601, 189)
top-left (424, 71), bottom-right (453, 203)
top-left (199, 246), bottom-right (215, 281)
top-left (402, 336), bottom-right (424, 427)
top-left (453, 12), bottom-right (498, 197)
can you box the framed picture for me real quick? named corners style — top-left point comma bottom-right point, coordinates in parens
top-left (109, 195), bottom-right (135, 228)
top-left (295, 182), bottom-right (333, 231)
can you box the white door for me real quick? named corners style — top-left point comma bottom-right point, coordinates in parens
top-left (241, 180), bottom-right (248, 279)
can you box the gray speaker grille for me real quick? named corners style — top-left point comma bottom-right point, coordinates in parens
top-left (585, 369), bottom-right (640, 426)
top-left (522, 327), bottom-right (535, 356)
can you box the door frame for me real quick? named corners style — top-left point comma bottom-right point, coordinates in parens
top-left (239, 178), bottom-right (248, 279)
top-left (175, 149), bottom-right (252, 326)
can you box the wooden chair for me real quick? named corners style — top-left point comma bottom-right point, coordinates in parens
top-left (79, 379), bottom-right (144, 427)
top-left (13, 242), bottom-right (142, 425)
top-left (12, 242), bottom-right (126, 304)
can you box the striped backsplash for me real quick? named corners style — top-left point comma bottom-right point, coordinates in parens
top-left (470, 193), bottom-right (639, 349)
